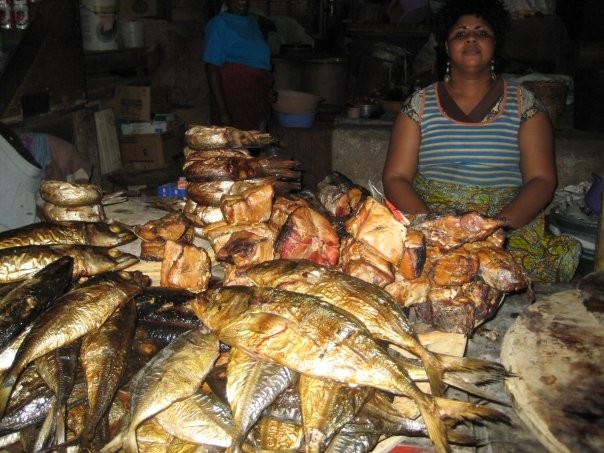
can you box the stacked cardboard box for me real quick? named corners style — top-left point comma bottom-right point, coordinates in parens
top-left (110, 85), bottom-right (184, 171)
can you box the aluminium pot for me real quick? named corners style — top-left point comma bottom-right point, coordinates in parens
top-left (301, 57), bottom-right (349, 111)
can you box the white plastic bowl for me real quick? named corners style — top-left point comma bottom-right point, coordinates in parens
top-left (272, 90), bottom-right (322, 114)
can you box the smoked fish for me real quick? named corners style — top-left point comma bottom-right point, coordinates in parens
top-left (0, 271), bottom-right (149, 418)
top-left (0, 256), bottom-right (73, 350)
top-left (0, 221), bottom-right (135, 250)
top-left (0, 244), bottom-right (138, 283)
top-left (245, 259), bottom-right (508, 396)
top-left (193, 285), bottom-right (508, 453)
top-left (79, 299), bottom-right (137, 449)
top-left (101, 329), bottom-right (220, 453)
top-left (226, 347), bottom-right (298, 452)
top-left (185, 125), bottom-right (274, 150)
top-left (39, 180), bottom-right (103, 207)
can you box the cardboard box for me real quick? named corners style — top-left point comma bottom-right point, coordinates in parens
top-left (119, 114), bottom-right (177, 135)
top-left (111, 85), bottom-right (151, 121)
top-left (119, 0), bottom-right (158, 19)
top-left (120, 121), bottom-right (157, 135)
top-left (119, 123), bottom-right (184, 170)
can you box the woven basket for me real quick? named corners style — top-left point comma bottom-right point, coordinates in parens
top-left (522, 80), bottom-right (568, 127)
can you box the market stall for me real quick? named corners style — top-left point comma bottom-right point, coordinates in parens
top-left (0, 124), bottom-right (602, 453)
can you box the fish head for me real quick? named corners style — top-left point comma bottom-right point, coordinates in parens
top-left (78, 269), bottom-right (149, 292)
top-left (192, 286), bottom-right (254, 331)
top-left (71, 246), bottom-right (139, 275)
top-left (246, 259), bottom-right (322, 286)
top-left (124, 270), bottom-right (151, 289)
top-left (85, 222), bottom-right (137, 247)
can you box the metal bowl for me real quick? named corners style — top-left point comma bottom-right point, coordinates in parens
top-left (359, 104), bottom-right (384, 119)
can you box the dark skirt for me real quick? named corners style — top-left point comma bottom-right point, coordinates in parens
top-left (213, 62), bottom-right (274, 131)
top-left (413, 174), bottom-right (582, 283)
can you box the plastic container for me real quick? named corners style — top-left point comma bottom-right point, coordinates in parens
top-left (157, 183), bottom-right (186, 198)
top-left (13, 0), bottom-right (28, 30)
top-left (120, 20), bottom-right (144, 49)
top-left (276, 111), bottom-right (316, 128)
top-left (0, 1), bottom-right (13, 30)
top-left (273, 90), bottom-right (322, 115)
top-left (79, 0), bottom-right (119, 52)
top-left (347, 106), bottom-right (361, 118)
top-left (359, 104), bottom-right (384, 119)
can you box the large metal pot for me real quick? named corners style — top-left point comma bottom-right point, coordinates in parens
top-left (272, 58), bottom-right (303, 91)
top-left (301, 57), bottom-right (349, 111)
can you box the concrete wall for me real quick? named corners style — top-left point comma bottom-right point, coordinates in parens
top-left (331, 121), bottom-right (604, 194)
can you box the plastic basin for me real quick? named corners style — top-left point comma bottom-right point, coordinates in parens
top-left (276, 111), bottom-right (316, 128)
top-left (273, 90), bottom-right (322, 114)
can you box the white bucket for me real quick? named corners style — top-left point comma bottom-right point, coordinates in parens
top-left (79, 0), bottom-right (118, 52)
top-left (120, 20), bottom-right (144, 49)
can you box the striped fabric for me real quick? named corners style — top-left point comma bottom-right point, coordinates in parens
top-left (418, 81), bottom-right (523, 187)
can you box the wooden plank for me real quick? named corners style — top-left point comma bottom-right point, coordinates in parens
top-left (94, 109), bottom-right (122, 175)
top-left (72, 107), bottom-right (102, 186)
top-left (501, 288), bottom-right (604, 453)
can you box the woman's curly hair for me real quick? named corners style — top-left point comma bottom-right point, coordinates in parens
top-left (434, 0), bottom-right (511, 54)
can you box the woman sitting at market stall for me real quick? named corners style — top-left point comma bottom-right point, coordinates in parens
top-left (382, 0), bottom-right (581, 282)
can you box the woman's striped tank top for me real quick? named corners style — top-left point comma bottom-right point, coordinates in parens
top-left (418, 80), bottom-right (523, 187)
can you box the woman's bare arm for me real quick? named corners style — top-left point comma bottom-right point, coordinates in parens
top-left (382, 114), bottom-right (430, 214)
top-left (498, 111), bottom-right (557, 228)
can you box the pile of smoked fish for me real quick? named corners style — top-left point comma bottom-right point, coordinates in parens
top-left (0, 126), bottom-right (531, 453)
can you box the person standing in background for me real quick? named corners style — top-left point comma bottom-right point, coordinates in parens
top-left (202, 0), bottom-right (274, 131)
top-left (382, 0), bottom-right (581, 282)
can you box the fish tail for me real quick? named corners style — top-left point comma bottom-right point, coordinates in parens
top-left (55, 404), bottom-right (67, 448)
top-left (419, 352), bottom-right (512, 398)
top-left (123, 431), bottom-right (139, 453)
top-left (305, 429), bottom-right (325, 453)
top-left (416, 395), bottom-right (451, 453)
top-left (225, 445), bottom-right (244, 453)
top-left (0, 371), bottom-right (16, 418)
top-left (434, 397), bottom-right (511, 424)
top-left (436, 353), bottom-right (510, 378)
top-left (416, 348), bottom-right (447, 396)
top-left (99, 432), bottom-right (124, 453)
top-left (442, 374), bottom-right (509, 404)
top-left (446, 429), bottom-right (478, 446)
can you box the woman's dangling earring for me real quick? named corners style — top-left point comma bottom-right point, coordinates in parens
top-left (491, 59), bottom-right (496, 80)
top-left (444, 61), bottom-right (451, 83)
